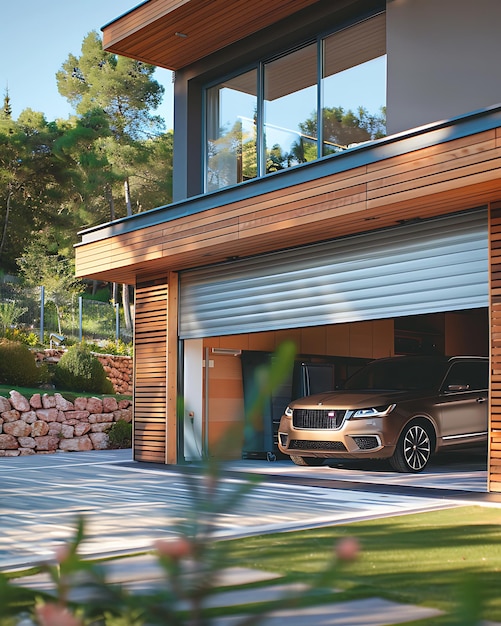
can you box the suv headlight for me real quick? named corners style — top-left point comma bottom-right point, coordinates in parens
top-left (351, 404), bottom-right (396, 419)
top-left (284, 406), bottom-right (293, 417)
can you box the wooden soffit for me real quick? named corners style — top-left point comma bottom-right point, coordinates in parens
top-left (102, 0), bottom-right (322, 70)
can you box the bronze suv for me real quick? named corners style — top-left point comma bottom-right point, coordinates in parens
top-left (278, 355), bottom-right (488, 472)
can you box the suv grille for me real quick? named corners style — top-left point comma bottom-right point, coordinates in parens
top-left (289, 440), bottom-right (347, 451)
top-left (292, 408), bottom-right (346, 429)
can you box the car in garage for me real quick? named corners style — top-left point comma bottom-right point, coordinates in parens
top-left (277, 355), bottom-right (489, 472)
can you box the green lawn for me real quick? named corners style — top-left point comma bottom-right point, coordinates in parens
top-left (3, 506), bottom-right (501, 624)
top-left (0, 383), bottom-right (131, 401)
top-left (224, 505), bottom-right (501, 624)
top-left (0, 383), bottom-right (64, 398)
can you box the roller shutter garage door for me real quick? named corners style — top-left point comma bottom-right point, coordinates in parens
top-left (179, 209), bottom-right (487, 339)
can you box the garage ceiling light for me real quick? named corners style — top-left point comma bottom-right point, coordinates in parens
top-left (211, 348), bottom-right (242, 356)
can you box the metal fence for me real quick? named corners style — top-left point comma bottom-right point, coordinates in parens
top-left (0, 282), bottom-right (132, 345)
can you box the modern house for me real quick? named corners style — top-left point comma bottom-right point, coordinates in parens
top-left (75, 0), bottom-right (501, 490)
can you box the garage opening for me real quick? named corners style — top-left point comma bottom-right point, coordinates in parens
top-left (179, 208), bottom-right (488, 475)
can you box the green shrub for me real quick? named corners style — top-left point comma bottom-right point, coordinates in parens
top-left (54, 343), bottom-right (114, 394)
top-left (91, 339), bottom-right (133, 357)
top-left (81, 287), bottom-right (111, 302)
top-left (0, 339), bottom-right (48, 386)
top-left (0, 301), bottom-right (27, 333)
top-left (107, 419), bottom-right (132, 448)
top-left (3, 327), bottom-right (41, 347)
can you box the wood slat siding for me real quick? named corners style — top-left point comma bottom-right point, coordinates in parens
top-left (75, 126), bottom-right (501, 285)
top-left (133, 278), bottom-right (168, 463)
top-left (102, 0), bottom-right (321, 70)
top-left (489, 202), bottom-right (501, 491)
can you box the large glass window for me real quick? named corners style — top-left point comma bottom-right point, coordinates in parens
top-left (205, 13), bottom-right (386, 191)
top-left (206, 70), bottom-right (258, 192)
top-left (264, 43), bottom-right (318, 172)
top-left (322, 14), bottom-right (386, 156)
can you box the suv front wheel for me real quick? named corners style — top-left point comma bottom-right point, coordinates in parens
top-left (390, 421), bottom-right (433, 473)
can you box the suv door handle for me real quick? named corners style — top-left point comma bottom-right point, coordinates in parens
top-left (476, 397), bottom-right (487, 403)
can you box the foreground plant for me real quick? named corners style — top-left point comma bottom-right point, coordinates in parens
top-left (8, 518), bottom-right (359, 626)
top-left (0, 341), bottom-right (485, 624)
top-left (0, 341), bottom-right (350, 624)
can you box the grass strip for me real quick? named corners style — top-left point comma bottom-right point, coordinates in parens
top-left (225, 505), bottom-right (501, 624)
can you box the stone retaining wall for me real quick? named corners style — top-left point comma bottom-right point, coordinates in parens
top-left (33, 350), bottom-right (133, 395)
top-left (0, 390), bottom-right (132, 457)
top-left (95, 354), bottom-right (133, 395)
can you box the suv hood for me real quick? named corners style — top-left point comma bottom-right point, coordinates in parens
top-left (290, 389), bottom-right (432, 409)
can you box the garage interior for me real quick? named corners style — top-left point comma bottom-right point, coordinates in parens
top-left (183, 307), bottom-right (488, 462)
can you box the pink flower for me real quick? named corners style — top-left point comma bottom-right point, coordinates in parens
top-left (154, 537), bottom-right (192, 560)
top-left (36, 603), bottom-right (82, 626)
top-left (335, 536), bottom-right (360, 562)
top-left (54, 544), bottom-right (71, 564)
top-left (203, 473), bottom-right (218, 495)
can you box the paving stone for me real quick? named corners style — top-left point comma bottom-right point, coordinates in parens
top-left (216, 597), bottom-right (444, 625)
top-left (12, 561), bottom-right (444, 626)
top-left (1, 450), bottom-right (477, 571)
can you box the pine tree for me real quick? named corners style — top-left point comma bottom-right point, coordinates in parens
top-left (56, 32), bottom-right (169, 331)
top-left (1, 88), bottom-right (12, 119)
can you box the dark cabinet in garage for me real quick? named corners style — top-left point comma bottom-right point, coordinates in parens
top-left (241, 351), bottom-right (366, 460)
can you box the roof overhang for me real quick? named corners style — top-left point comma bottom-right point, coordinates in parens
top-left (101, 0), bottom-right (322, 70)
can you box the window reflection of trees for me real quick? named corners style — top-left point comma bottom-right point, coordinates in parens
top-left (206, 12), bottom-right (387, 189)
top-left (265, 104), bottom-right (386, 172)
top-left (207, 117), bottom-right (257, 191)
top-left (207, 103), bottom-right (386, 187)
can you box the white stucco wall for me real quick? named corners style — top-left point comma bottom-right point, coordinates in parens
top-left (386, 0), bottom-right (501, 135)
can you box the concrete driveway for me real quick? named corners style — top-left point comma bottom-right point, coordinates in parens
top-left (0, 447), bottom-right (494, 572)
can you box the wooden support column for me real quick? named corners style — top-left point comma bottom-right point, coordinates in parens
top-left (489, 201), bottom-right (501, 491)
top-left (166, 271), bottom-right (179, 464)
top-left (133, 273), bottom-right (179, 464)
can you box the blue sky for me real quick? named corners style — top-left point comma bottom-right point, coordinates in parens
top-left (0, 0), bottom-right (174, 128)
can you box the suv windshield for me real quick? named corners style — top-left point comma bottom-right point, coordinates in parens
top-left (344, 357), bottom-right (449, 391)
